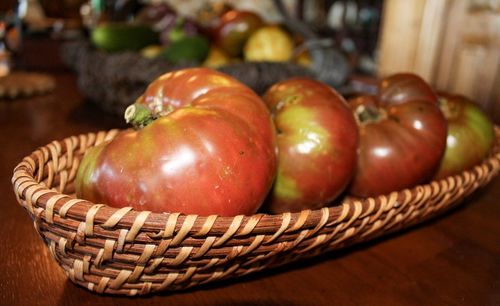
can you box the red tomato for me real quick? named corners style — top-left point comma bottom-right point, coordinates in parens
top-left (348, 73), bottom-right (447, 197)
top-left (76, 68), bottom-right (277, 216)
top-left (263, 78), bottom-right (358, 213)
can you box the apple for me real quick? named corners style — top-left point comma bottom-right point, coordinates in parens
top-left (213, 10), bottom-right (263, 57)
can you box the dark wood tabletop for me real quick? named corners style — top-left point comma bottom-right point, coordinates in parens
top-left (1, 37), bottom-right (499, 306)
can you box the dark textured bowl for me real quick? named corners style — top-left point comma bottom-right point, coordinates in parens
top-left (60, 40), bottom-right (315, 116)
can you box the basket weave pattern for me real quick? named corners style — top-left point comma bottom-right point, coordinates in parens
top-left (12, 129), bottom-right (500, 296)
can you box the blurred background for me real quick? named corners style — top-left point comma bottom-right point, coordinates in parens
top-left (1, 0), bottom-right (499, 121)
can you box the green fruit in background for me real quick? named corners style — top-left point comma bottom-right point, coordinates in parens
top-left (91, 23), bottom-right (159, 52)
top-left (158, 36), bottom-right (210, 64)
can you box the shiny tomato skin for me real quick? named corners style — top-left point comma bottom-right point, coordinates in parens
top-left (433, 94), bottom-right (495, 179)
top-left (349, 73), bottom-right (448, 197)
top-left (378, 73), bottom-right (438, 106)
top-left (263, 78), bottom-right (359, 213)
top-left (137, 67), bottom-right (254, 115)
top-left (76, 68), bottom-right (277, 216)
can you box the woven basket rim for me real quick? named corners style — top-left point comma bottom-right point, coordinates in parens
top-left (11, 127), bottom-right (500, 295)
top-left (12, 127), bottom-right (500, 235)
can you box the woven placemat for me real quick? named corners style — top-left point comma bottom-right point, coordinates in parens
top-left (0, 72), bottom-right (56, 99)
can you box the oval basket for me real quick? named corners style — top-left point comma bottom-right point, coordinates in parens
top-left (12, 128), bottom-right (500, 296)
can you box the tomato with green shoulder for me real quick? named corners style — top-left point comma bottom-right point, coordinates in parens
top-left (262, 78), bottom-right (358, 213)
top-left (76, 68), bottom-right (277, 216)
top-left (434, 93), bottom-right (495, 179)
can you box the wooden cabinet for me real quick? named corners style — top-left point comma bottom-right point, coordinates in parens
top-left (377, 0), bottom-right (500, 123)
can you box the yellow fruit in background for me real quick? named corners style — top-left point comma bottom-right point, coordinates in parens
top-left (140, 45), bottom-right (163, 59)
top-left (294, 48), bottom-right (313, 67)
top-left (203, 46), bottom-right (231, 68)
top-left (243, 26), bottom-right (294, 62)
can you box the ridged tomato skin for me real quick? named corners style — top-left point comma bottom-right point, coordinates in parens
top-left (263, 78), bottom-right (359, 213)
top-left (76, 68), bottom-right (277, 216)
top-left (349, 73), bottom-right (448, 197)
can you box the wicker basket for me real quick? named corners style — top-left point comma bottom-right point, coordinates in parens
top-left (12, 128), bottom-right (500, 296)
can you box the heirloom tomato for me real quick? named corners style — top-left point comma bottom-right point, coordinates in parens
top-left (263, 78), bottom-right (358, 213)
top-left (433, 93), bottom-right (495, 179)
top-left (76, 68), bottom-right (277, 216)
top-left (348, 73), bottom-right (447, 197)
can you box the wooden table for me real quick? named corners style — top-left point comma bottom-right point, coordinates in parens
top-left (1, 37), bottom-right (499, 306)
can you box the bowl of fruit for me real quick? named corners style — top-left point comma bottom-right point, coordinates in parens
top-left (61, 1), bottom-right (348, 116)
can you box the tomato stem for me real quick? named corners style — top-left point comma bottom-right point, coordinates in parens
top-left (438, 96), bottom-right (454, 119)
top-left (354, 104), bottom-right (381, 124)
top-left (124, 103), bottom-right (156, 129)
